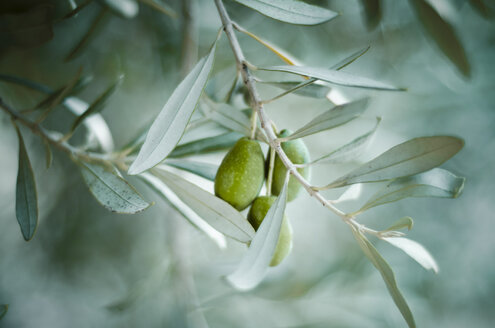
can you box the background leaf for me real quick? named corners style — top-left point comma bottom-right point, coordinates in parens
top-left (160, 160), bottom-right (218, 181)
top-left (382, 217), bottom-right (414, 232)
top-left (209, 103), bottom-right (251, 135)
top-left (99, 0), bottom-right (139, 19)
top-left (352, 228), bottom-right (416, 328)
top-left (227, 173), bottom-right (289, 290)
top-left (128, 42), bottom-right (217, 174)
top-left (169, 132), bottom-right (242, 158)
top-left (409, 0), bottom-right (471, 77)
top-left (234, 0), bottom-right (338, 25)
top-left (0, 304), bottom-right (7, 320)
top-left (287, 98), bottom-right (370, 140)
top-left (260, 65), bottom-right (403, 91)
top-left (154, 169), bottom-right (255, 243)
top-left (78, 162), bottom-right (150, 214)
top-left (139, 172), bottom-right (226, 249)
top-left (360, 0), bottom-right (381, 30)
top-left (324, 136), bottom-right (464, 189)
top-left (382, 237), bottom-right (439, 273)
top-left (14, 124), bottom-right (38, 241)
top-left (358, 168), bottom-right (465, 212)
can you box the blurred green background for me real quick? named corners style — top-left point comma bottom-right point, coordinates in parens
top-left (1, 0), bottom-right (494, 327)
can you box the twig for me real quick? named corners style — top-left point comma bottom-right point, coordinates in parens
top-left (214, 0), bottom-right (377, 235)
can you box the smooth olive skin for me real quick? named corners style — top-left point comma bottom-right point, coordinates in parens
top-left (271, 129), bottom-right (311, 201)
top-left (215, 137), bottom-right (265, 211)
top-left (248, 196), bottom-right (292, 267)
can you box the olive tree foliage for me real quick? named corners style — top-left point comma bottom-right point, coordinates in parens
top-left (1, 0), bottom-right (488, 326)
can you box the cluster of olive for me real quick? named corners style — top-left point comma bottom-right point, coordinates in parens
top-left (214, 130), bottom-right (310, 266)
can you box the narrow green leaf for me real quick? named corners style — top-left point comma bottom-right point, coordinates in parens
top-left (358, 168), bottom-right (465, 212)
top-left (382, 237), bottom-right (439, 273)
top-left (227, 173), bottom-right (289, 290)
top-left (352, 228), bottom-right (416, 328)
top-left (138, 0), bottom-right (177, 18)
top-left (323, 136), bottom-right (464, 189)
top-left (331, 47), bottom-right (371, 70)
top-left (78, 162), bottom-right (150, 214)
top-left (234, 0), bottom-right (338, 25)
top-left (33, 75), bottom-right (93, 112)
top-left (0, 74), bottom-right (53, 93)
top-left (334, 184), bottom-right (363, 204)
top-left (469, 0), bottom-right (495, 19)
top-left (154, 169), bottom-right (255, 243)
top-left (128, 42), bottom-right (217, 174)
top-left (99, 0), bottom-right (139, 18)
top-left (409, 0), bottom-right (470, 77)
top-left (169, 132), bottom-right (243, 158)
top-left (139, 173), bottom-right (226, 249)
top-left (382, 217), bottom-right (414, 232)
top-left (261, 81), bottom-right (330, 98)
top-left (210, 103), bottom-right (251, 135)
top-left (70, 75), bottom-right (124, 134)
top-left (42, 138), bottom-right (53, 169)
top-left (311, 117), bottom-right (380, 165)
top-left (161, 159), bottom-right (218, 181)
top-left (14, 124), bottom-right (38, 241)
top-left (286, 98), bottom-right (370, 140)
top-left (0, 304), bottom-right (8, 320)
top-left (360, 0), bottom-right (382, 30)
top-left (260, 65), bottom-right (403, 91)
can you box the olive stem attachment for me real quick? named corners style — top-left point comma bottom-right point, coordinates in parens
top-left (214, 0), bottom-right (380, 237)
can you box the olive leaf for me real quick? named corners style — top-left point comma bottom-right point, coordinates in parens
top-left (139, 172), bottom-right (226, 249)
top-left (98, 0), bottom-right (139, 19)
top-left (0, 304), bottom-right (7, 320)
top-left (128, 41), bottom-right (217, 175)
top-left (259, 65), bottom-right (403, 91)
top-left (360, 0), bottom-right (381, 30)
top-left (42, 138), bottom-right (53, 169)
top-left (322, 136), bottom-right (464, 189)
top-left (138, 0), bottom-right (177, 18)
top-left (226, 173), bottom-right (289, 290)
top-left (334, 184), bottom-right (362, 204)
top-left (14, 123), bottom-right (38, 241)
top-left (260, 81), bottom-right (331, 99)
top-left (382, 217), bottom-right (414, 232)
top-left (409, 0), bottom-right (470, 77)
top-left (210, 103), bottom-right (251, 136)
top-left (310, 117), bottom-right (380, 165)
top-left (382, 237), bottom-right (439, 273)
top-left (357, 168), bottom-right (465, 213)
top-left (154, 169), bottom-right (255, 243)
top-left (285, 98), bottom-right (370, 140)
top-left (78, 162), bottom-right (151, 214)
top-left (69, 74), bottom-right (124, 136)
top-left (469, 0), bottom-right (495, 19)
top-left (169, 132), bottom-right (243, 158)
top-left (160, 159), bottom-right (218, 181)
top-left (233, 0), bottom-right (338, 25)
top-left (351, 228), bottom-right (416, 328)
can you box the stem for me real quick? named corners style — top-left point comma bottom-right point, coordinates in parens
top-left (214, 0), bottom-right (377, 235)
top-left (266, 147), bottom-right (275, 196)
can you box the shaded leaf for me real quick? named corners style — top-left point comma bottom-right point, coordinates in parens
top-left (234, 0), bottom-right (338, 25)
top-left (358, 168), bottom-right (465, 212)
top-left (409, 0), bottom-right (470, 77)
top-left (469, 0), bottom-right (495, 19)
top-left (70, 74), bottom-right (124, 134)
top-left (14, 124), bottom-right (38, 241)
top-left (154, 169), bottom-right (255, 243)
top-left (210, 103), bottom-right (251, 135)
top-left (361, 0), bottom-right (381, 30)
top-left (227, 173), bottom-right (289, 290)
top-left (78, 162), bottom-right (150, 214)
top-left (161, 159), bottom-right (218, 181)
top-left (382, 217), bottom-right (414, 232)
top-left (286, 98), bottom-right (370, 140)
top-left (169, 132), bottom-right (243, 158)
top-left (311, 117), bottom-right (380, 165)
top-left (260, 65), bottom-right (403, 91)
top-left (0, 304), bottom-right (7, 320)
top-left (42, 138), bottom-right (53, 169)
top-left (323, 136), bottom-right (464, 189)
top-left (139, 173), bottom-right (226, 249)
top-left (382, 237), bottom-right (439, 273)
top-left (99, 0), bottom-right (139, 18)
top-left (261, 81), bottom-right (330, 98)
top-left (128, 42), bottom-right (217, 174)
top-left (352, 228), bottom-right (416, 328)
top-left (138, 0), bottom-right (177, 18)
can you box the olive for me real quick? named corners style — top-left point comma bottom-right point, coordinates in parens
top-left (271, 129), bottom-right (310, 201)
top-left (215, 137), bottom-right (265, 211)
top-left (248, 196), bottom-right (293, 267)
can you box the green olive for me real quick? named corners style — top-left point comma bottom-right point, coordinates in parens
top-left (248, 196), bottom-right (293, 266)
top-left (271, 129), bottom-right (310, 202)
top-left (215, 137), bottom-right (265, 211)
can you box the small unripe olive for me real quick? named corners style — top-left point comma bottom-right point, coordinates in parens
top-left (248, 196), bottom-right (293, 267)
top-left (271, 129), bottom-right (310, 202)
top-left (215, 137), bottom-right (265, 211)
